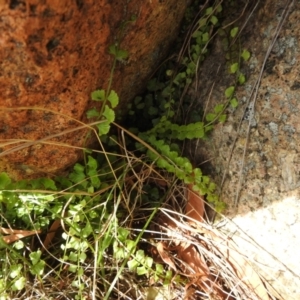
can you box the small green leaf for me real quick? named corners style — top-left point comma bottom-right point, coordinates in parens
top-left (68, 264), bottom-right (77, 273)
top-left (107, 90), bottom-right (119, 108)
top-left (41, 178), bottom-right (57, 190)
top-left (86, 108), bottom-right (100, 119)
top-left (128, 259), bottom-right (139, 271)
top-left (208, 182), bottom-right (216, 192)
top-left (79, 252), bottom-right (87, 263)
top-left (0, 172), bottom-right (11, 189)
top-left (10, 264), bottom-right (22, 279)
top-left (102, 105), bottom-right (115, 123)
top-left (78, 267), bottom-right (84, 277)
top-left (214, 104), bottom-right (224, 114)
top-left (144, 256), bottom-right (153, 268)
top-left (241, 49), bottom-right (251, 61)
top-left (230, 98), bottom-right (238, 108)
top-left (137, 266), bottom-right (148, 275)
top-left (193, 168), bottom-right (202, 178)
top-left (114, 246), bottom-right (125, 260)
top-left (216, 4), bottom-right (222, 12)
top-left (13, 240), bottom-right (24, 250)
top-left (118, 228), bottom-right (130, 242)
top-left (30, 260), bottom-right (45, 276)
top-left (74, 163), bottom-right (85, 173)
top-left (109, 44), bottom-right (117, 56)
top-left (210, 15), bottom-right (218, 25)
top-left (116, 49), bottom-right (129, 60)
top-left (230, 62), bottom-right (239, 74)
top-left (12, 277), bottom-right (25, 291)
top-left (214, 201), bottom-right (226, 212)
top-left (238, 73), bottom-right (246, 84)
top-left (183, 161), bottom-right (193, 173)
top-left (130, 15), bottom-right (137, 22)
top-left (218, 114), bottom-right (227, 123)
top-left (202, 32), bottom-right (209, 42)
top-left (126, 239), bottom-right (136, 252)
top-left (198, 18), bottom-right (206, 28)
top-left (166, 69), bottom-right (173, 76)
top-left (30, 250), bottom-right (41, 265)
top-left (87, 155), bottom-right (97, 171)
top-left (202, 176), bottom-right (210, 184)
top-left (156, 263), bottom-right (164, 273)
top-left (72, 279), bottom-right (84, 291)
top-left (225, 86), bottom-right (235, 98)
top-left (135, 249), bottom-right (145, 262)
top-left (205, 113), bottom-right (216, 122)
top-left (97, 121), bottom-right (110, 135)
top-left (230, 27), bottom-right (239, 38)
top-left (69, 170), bottom-right (86, 183)
top-left (69, 252), bottom-right (78, 262)
top-left (205, 7), bottom-right (213, 15)
top-left (91, 89), bottom-right (105, 101)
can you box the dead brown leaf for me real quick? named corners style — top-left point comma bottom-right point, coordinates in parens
top-left (42, 219), bottom-right (61, 252)
top-left (0, 227), bottom-right (41, 244)
top-left (152, 183), bottom-right (269, 299)
top-left (156, 241), bottom-right (177, 271)
top-left (185, 184), bottom-right (205, 224)
top-left (176, 242), bottom-right (210, 281)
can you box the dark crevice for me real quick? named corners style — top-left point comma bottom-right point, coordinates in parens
top-left (9, 0), bottom-right (26, 11)
top-left (76, 0), bottom-right (84, 10)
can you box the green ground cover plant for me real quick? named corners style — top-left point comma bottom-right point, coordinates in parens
top-left (0, 1), bottom-right (253, 299)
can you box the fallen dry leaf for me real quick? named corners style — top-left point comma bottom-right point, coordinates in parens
top-left (176, 242), bottom-right (210, 282)
top-left (185, 184), bottom-right (269, 298)
top-left (42, 219), bottom-right (61, 252)
top-left (156, 241), bottom-right (177, 271)
top-left (155, 215), bottom-right (224, 298)
top-left (0, 227), bottom-right (41, 244)
top-left (185, 184), bottom-right (205, 224)
top-left (152, 182), bottom-right (269, 299)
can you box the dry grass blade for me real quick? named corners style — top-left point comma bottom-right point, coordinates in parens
top-left (198, 225), bottom-right (270, 300)
top-left (155, 192), bottom-right (226, 299)
top-left (155, 201), bottom-right (276, 300)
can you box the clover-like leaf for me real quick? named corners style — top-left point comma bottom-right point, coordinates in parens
top-left (86, 108), bottom-right (100, 119)
top-left (91, 89), bottom-right (105, 101)
top-left (108, 90), bottom-right (119, 108)
top-left (102, 105), bottom-right (115, 123)
top-left (0, 172), bottom-right (11, 189)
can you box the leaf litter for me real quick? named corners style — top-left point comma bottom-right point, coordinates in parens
top-left (147, 181), bottom-right (275, 300)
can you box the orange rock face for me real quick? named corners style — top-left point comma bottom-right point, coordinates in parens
top-left (0, 0), bottom-right (188, 179)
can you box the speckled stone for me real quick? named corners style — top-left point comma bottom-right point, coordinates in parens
top-left (0, 0), bottom-right (188, 179)
top-left (189, 0), bottom-right (300, 298)
top-left (192, 0), bottom-right (300, 215)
